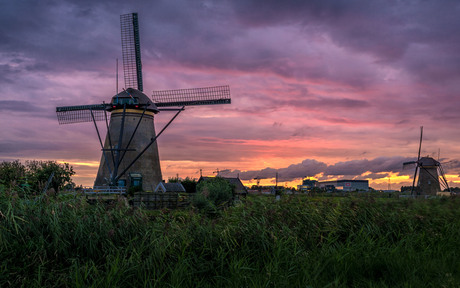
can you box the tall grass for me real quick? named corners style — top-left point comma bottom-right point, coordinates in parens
top-left (1, 192), bottom-right (459, 287)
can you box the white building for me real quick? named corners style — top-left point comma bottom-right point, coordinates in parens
top-left (317, 180), bottom-right (369, 192)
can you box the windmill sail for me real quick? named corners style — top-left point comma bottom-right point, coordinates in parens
top-left (120, 13), bottom-right (143, 91)
top-left (56, 104), bottom-right (110, 124)
top-left (152, 85), bottom-right (231, 107)
top-left (411, 126), bottom-right (423, 195)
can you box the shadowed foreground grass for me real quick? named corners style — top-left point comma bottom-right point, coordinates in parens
top-left (1, 194), bottom-right (459, 287)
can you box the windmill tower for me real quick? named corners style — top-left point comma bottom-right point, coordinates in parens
top-left (403, 126), bottom-right (450, 196)
top-left (56, 13), bottom-right (231, 191)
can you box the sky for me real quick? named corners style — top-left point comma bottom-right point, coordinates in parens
top-left (1, 0), bottom-right (460, 190)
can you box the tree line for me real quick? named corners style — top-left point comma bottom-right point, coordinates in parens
top-left (0, 160), bottom-right (74, 195)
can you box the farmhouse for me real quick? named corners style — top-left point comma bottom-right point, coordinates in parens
top-left (317, 180), bottom-right (369, 192)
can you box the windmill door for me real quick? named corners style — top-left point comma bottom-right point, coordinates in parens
top-left (130, 173), bottom-right (143, 189)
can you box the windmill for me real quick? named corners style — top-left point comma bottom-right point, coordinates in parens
top-left (56, 13), bottom-right (231, 191)
top-left (403, 126), bottom-right (450, 196)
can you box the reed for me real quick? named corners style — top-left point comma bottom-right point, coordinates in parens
top-left (1, 191), bottom-right (459, 287)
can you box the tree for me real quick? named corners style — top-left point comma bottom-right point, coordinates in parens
top-left (0, 160), bottom-right (26, 191)
top-left (181, 177), bottom-right (197, 193)
top-left (168, 176), bottom-right (197, 193)
top-left (0, 160), bottom-right (74, 195)
top-left (26, 160), bottom-right (75, 193)
top-left (168, 177), bottom-right (179, 183)
top-left (193, 177), bottom-right (234, 211)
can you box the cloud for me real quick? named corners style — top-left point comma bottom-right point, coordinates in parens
top-left (1, 1), bottom-right (460, 188)
top-left (0, 100), bottom-right (42, 112)
top-left (325, 156), bottom-right (415, 176)
top-left (221, 156), bottom-right (417, 182)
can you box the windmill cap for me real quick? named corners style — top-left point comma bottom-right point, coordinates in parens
top-left (419, 157), bottom-right (439, 166)
top-left (110, 88), bottom-right (159, 113)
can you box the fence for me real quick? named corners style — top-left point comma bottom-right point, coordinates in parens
top-left (132, 192), bottom-right (192, 209)
top-left (81, 186), bottom-right (126, 195)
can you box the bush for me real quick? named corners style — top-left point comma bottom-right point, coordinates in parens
top-left (168, 176), bottom-right (197, 193)
top-left (196, 177), bottom-right (234, 207)
top-left (127, 184), bottom-right (143, 196)
top-left (0, 160), bottom-right (26, 188)
top-left (181, 177), bottom-right (197, 193)
top-left (0, 160), bottom-right (74, 195)
top-left (192, 177), bottom-right (234, 214)
top-left (26, 160), bottom-right (75, 193)
top-left (191, 192), bottom-right (215, 214)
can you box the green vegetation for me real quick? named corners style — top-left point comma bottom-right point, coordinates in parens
top-left (192, 177), bottom-right (234, 215)
top-left (168, 176), bottom-right (197, 193)
top-left (0, 160), bottom-right (74, 196)
top-left (1, 189), bottom-right (459, 287)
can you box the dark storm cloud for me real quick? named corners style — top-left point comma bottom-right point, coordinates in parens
top-left (277, 159), bottom-right (328, 181)
top-left (1, 1), bottom-right (239, 76)
top-left (0, 1), bottom-right (121, 73)
top-left (442, 160), bottom-right (460, 177)
top-left (325, 156), bottom-right (415, 176)
top-left (0, 140), bottom-right (61, 154)
top-left (231, 0), bottom-right (405, 59)
top-left (281, 97), bottom-right (370, 111)
top-left (221, 167), bottom-right (278, 181)
top-left (0, 100), bottom-right (43, 112)
top-left (4, 0), bottom-right (460, 82)
top-left (220, 0), bottom-right (460, 96)
top-left (2, 0), bottom-right (460, 187)
top-left (221, 156), bottom-right (417, 182)
top-left (230, 0), bottom-right (460, 60)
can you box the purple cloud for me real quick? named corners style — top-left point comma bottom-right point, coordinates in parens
top-left (220, 156), bottom-right (419, 182)
top-left (1, 1), bottom-right (460, 189)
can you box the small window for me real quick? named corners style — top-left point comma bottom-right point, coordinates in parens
top-left (132, 178), bottom-right (142, 187)
top-left (118, 179), bottom-right (127, 187)
top-left (130, 173), bottom-right (143, 188)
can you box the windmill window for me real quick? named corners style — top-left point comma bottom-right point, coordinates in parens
top-left (112, 98), bottom-right (139, 105)
top-left (130, 173), bottom-right (143, 188)
top-left (118, 179), bottom-right (127, 187)
top-left (131, 178), bottom-right (142, 187)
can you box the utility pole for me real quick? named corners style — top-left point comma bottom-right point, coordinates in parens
top-left (275, 172), bottom-right (278, 188)
top-left (275, 171), bottom-right (280, 200)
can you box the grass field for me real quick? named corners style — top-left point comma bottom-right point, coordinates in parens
top-left (1, 193), bottom-right (459, 287)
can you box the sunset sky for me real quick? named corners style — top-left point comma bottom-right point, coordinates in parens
top-left (1, 0), bottom-right (460, 190)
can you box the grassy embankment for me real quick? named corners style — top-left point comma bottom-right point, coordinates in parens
top-left (1, 193), bottom-right (459, 287)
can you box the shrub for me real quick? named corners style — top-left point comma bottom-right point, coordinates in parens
top-left (192, 177), bottom-right (234, 214)
top-left (181, 177), bottom-right (197, 193)
top-left (168, 176), bottom-right (197, 193)
top-left (0, 160), bottom-right (74, 195)
top-left (127, 184), bottom-right (143, 196)
top-left (196, 177), bottom-right (234, 207)
top-left (26, 160), bottom-right (75, 193)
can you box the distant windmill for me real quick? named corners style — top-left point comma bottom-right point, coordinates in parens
top-left (56, 13), bottom-right (231, 191)
top-left (403, 126), bottom-right (450, 196)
